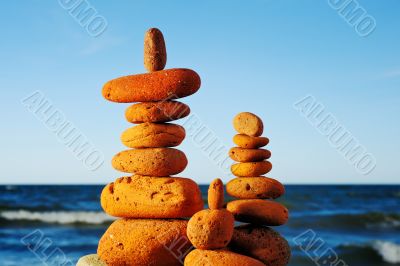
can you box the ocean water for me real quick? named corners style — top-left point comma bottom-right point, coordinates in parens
top-left (0, 185), bottom-right (399, 266)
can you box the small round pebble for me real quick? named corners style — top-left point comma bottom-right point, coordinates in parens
top-left (125, 101), bottom-right (190, 124)
top-left (230, 224), bottom-right (291, 266)
top-left (112, 148), bottom-right (187, 176)
top-left (227, 199), bottom-right (289, 226)
top-left (233, 112), bottom-right (263, 137)
top-left (229, 147), bottom-right (271, 162)
top-left (231, 161), bottom-right (272, 177)
top-left (226, 177), bottom-right (285, 199)
top-left (144, 28), bottom-right (167, 72)
top-left (76, 254), bottom-right (107, 266)
top-left (233, 134), bottom-right (269, 149)
top-left (208, 178), bottom-right (224, 210)
top-left (187, 209), bottom-right (234, 250)
top-left (121, 122), bottom-right (185, 148)
top-left (184, 249), bottom-right (265, 266)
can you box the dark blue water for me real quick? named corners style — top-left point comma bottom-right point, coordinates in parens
top-left (0, 185), bottom-right (399, 266)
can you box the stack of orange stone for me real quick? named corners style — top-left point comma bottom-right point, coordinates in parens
top-left (184, 179), bottom-right (268, 265)
top-left (76, 28), bottom-right (291, 266)
top-left (225, 112), bottom-right (291, 266)
top-left (181, 113), bottom-right (291, 266)
top-left (85, 28), bottom-right (205, 265)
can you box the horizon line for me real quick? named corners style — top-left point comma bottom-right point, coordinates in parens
top-left (1, 183), bottom-right (399, 186)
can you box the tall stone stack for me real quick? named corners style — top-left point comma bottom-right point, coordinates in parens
top-left (225, 112), bottom-right (291, 266)
top-left (82, 28), bottom-right (204, 266)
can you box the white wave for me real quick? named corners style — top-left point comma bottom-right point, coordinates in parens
top-left (0, 210), bottom-right (115, 224)
top-left (367, 220), bottom-right (400, 229)
top-left (373, 240), bottom-right (400, 264)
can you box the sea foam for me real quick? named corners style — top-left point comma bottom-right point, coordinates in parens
top-left (0, 210), bottom-right (115, 224)
top-left (373, 240), bottom-right (400, 264)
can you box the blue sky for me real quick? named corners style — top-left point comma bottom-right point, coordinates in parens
top-left (0, 0), bottom-right (399, 184)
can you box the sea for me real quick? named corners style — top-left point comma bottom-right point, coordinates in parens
top-left (0, 185), bottom-right (399, 266)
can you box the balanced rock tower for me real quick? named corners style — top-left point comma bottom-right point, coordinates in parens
top-left (185, 179), bottom-right (265, 266)
top-left (94, 28), bottom-right (203, 265)
top-left (226, 112), bottom-right (291, 266)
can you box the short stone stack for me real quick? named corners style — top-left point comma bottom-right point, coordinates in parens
top-left (185, 179), bottom-right (265, 266)
top-left (226, 112), bottom-right (291, 266)
top-left (78, 28), bottom-right (204, 266)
